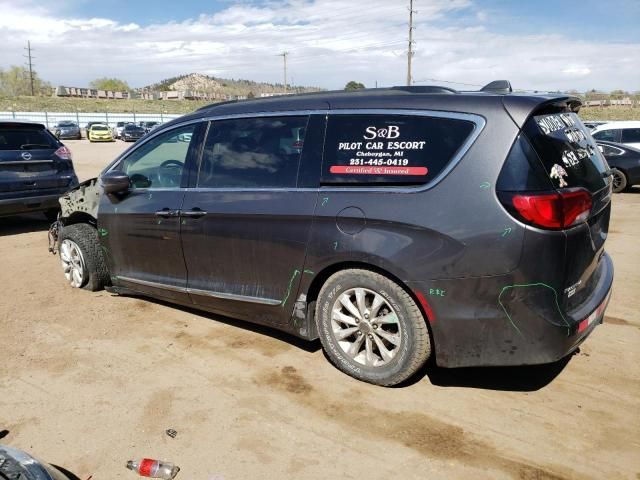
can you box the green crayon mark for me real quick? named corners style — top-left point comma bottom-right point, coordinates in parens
top-left (429, 288), bottom-right (446, 297)
top-left (333, 241), bottom-right (338, 250)
top-left (498, 282), bottom-right (569, 338)
top-left (281, 269), bottom-right (301, 308)
top-left (321, 197), bottom-right (329, 206)
top-left (502, 227), bottom-right (512, 237)
top-left (480, 181), bottom-right (491, 189)
top-left (303, 269), bottom-right (314, 275)
top-left (97, 228), bottom-right (109, 237)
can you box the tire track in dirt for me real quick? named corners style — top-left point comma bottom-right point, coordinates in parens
top-left (258, 365), bottom-right (578, 480)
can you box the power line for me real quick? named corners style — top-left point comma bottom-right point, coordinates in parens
top-left (24, 40), bottom-right (35, 96)
top-left (407, 0), bottom-right (416, 86)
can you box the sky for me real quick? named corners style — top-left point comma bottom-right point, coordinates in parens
top-left (0, 0), bottom-right (638, 92)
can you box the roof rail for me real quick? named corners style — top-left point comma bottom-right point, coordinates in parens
top-left (196, 99), bottom-right (239, 111)
top-left (480, 80), bottom-right (512, 94)
top-left (391, 85), bottom-right (458, 94)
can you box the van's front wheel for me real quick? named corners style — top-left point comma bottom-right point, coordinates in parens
top-left (59, 223), bottom-right (109, 291)
top-left (316, 269), bottom-right (431, 386)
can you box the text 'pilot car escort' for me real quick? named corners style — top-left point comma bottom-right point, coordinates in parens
top-left (47, 81), bottom-right (614, 386)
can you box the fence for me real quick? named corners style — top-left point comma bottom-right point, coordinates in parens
top-left (0, 111), bottom-right (183, 129)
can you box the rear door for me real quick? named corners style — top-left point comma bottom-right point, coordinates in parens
top-left (521, 111), bottom-right (611, 309)
top-left (0, 123), bottom-right (74, 197)
top-left (181, 114), bottom-right (319, 326)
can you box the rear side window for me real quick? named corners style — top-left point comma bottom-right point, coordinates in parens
top-left (592, 129), bottom-right (620, 142)
top-left (0, 125), bottom-right (58, 150)
top-left (523, 112), bottom-right (608, 192)
top-left (321, 114), bottom-right (475, 185)
top-left (198, 116), bottom-right (308, 188)
top-left (621, 128), bottom-right (640, 143)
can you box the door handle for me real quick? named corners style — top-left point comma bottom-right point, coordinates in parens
top-left (181, 208), bottom-right (207, 219)
top-left (155, 208), bottom-right (179, 218)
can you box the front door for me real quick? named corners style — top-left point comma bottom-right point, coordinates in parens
top-left (181, 115), bottom-right (318, 325)
top-left (99, 123), bottom-right (203, 302)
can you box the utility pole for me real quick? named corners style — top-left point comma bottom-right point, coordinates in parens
top-left (24, 40), bottom-right (35, 96)
top-left (407, 0), bottom-right (416, 86)
top-left (279, 51), bottom-right (288, 93)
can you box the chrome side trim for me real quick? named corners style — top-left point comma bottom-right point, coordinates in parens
top-left (116, 276), bottom-right (281, 306)
top-left (117, 275), bottom-right (188, 293)
top-left (187, 287), bottom-right (281, 306)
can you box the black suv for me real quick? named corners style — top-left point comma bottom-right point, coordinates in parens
top-left (50, 82), bottom-right (614, 386)
top-left (1, 121), bottom-right (79, 220)
top-left (121, 123), bottom-right (146, 142)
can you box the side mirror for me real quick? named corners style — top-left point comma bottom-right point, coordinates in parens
top-left (100, 170), bottom-right (130, 194)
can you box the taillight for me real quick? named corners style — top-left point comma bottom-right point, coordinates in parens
top-left (54, 146), bottom-right (72, 160)
top-left (502, 188), bottom-right (592, 229)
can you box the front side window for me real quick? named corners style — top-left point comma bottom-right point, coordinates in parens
top-left (197, 116), bottom-right (308, 188)
top-left (321, 114), bottom-right (475, 185)
top-left (120, 124), bottom-right (196, 189)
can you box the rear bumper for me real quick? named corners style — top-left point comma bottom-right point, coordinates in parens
top-left (408, 252), bottom-right (614, 368)
top-left (0, 193), bottom-right (62, 216)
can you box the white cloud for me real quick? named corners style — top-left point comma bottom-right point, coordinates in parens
top-left (0, 0), bottom-right (638, 92)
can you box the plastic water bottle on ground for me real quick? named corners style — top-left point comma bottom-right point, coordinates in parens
top-left (126, 459), bottom-right (180, 479)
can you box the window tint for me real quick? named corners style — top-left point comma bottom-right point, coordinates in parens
top-left (621, 128), bottom-right (640, 143)
top-left (592, 129), bottom-right (619, 142)
top-left (198, 116), bottom-right (308, 188)
top-left (0, 126), bottom-right (58, 150)
top-left (524, 112), bottom-right (607, 192)
top-left (120, 124), bottom-right (195, 189)
top-left (321, 115), bottom-right (475, 185)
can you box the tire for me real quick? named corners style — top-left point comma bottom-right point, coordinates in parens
top-left (611, 168), bottom-right (628, 193)
top-left (316, 269), bottom-right (431, 386)
top-left (44, 208), bottom-right (60, 223)
top-left (58, 223), bottom-right (110, 291)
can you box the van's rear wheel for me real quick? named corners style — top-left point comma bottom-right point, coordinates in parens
top-left (611, 168), bottom-right (628, 193)
top-left (59, 223), bottom-right (109, 291)
top-left (316, 269), bottom-right (431, 386)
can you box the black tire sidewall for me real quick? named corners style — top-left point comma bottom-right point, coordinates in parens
top-left (611, 168), bottom-right (627, 193)
top-left (59, 224), bottom-right (109, 291)
top-left (317, 272), bottom-right (419, 385)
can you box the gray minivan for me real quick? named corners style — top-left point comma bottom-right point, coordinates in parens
top-left (49, 82), bottom-right (614, 386)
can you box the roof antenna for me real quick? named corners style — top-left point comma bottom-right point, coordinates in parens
top-left (481, 80), bottom-right (512, 94)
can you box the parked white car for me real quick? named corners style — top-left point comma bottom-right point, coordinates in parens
top-left (591, 121), bottom-right (640, 149)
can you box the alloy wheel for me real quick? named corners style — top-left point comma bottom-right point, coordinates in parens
top-left (60, 239), bottom-right (86, 288)
top-left (331, 288), bottom-right (402, 367)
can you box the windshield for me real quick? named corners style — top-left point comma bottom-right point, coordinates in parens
top-left (58, 122), bottom-right (76, 127)
top-left (92, 125), bottom-right (109, 131)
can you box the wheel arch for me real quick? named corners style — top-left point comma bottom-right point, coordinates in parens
top-left (63, 211), bottom-right (97, 228)
top-left (304, 260), bottom-right (436, 342)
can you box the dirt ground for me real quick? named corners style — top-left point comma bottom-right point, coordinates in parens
top-left (1, 139), bottom-right (639, 480)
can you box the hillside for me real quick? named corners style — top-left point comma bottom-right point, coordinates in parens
top-left (146, 73), bottom-right (322, 98)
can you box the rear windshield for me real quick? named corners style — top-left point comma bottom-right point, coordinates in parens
top-left (523, 112), bottom-right (608, 192)
top-left (0, 125), bottom-right (58, 150)
top-left (321, 114), bottom-right (475, 185)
